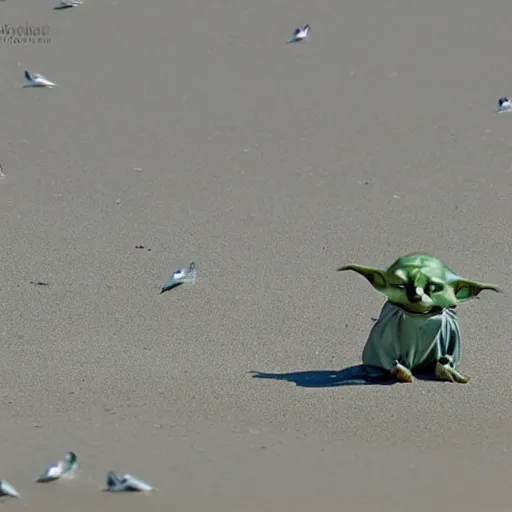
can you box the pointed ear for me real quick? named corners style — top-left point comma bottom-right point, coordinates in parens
top-left (337, 264), bottom-right (387, 291)
top-left (453, 279), bottom-right (503, 301)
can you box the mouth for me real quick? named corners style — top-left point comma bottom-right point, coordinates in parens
top-left (391, 301), bottom-right (441, 315)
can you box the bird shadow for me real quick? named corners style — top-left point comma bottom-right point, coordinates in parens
top-left (250, 364), bottom-right (439, 388)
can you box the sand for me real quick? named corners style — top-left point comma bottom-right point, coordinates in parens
top-left (0, 0), bottom-right (511, 509)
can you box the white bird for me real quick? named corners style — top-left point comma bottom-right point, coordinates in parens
top-left (105, 471), bottom-right (154, 492)
top-left (0, 481), bottom-right (20, 498)
top-left (160, 261), bottom-right (197, 294)
top-left (287, 24), bottom-right (311, 43)
top-left (36, 451), bottom-right (78, 482)
top-left (54, 0), bottom-right (82, 9)
top-left (23, 69), bottom-right (57, 88)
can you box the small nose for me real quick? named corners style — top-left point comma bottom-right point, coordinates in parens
top-left (406, 285), bottom-right (423, 302)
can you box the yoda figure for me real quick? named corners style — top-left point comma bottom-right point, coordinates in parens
top-left (339, 253), bottom-right (501, 384)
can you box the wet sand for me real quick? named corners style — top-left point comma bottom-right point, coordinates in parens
top-left (1, 0), bottom-right (512, 510)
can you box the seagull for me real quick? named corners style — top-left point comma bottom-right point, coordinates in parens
top-left (54, 0), bottom-right (82, 9)
top-left (35, 451), bottom-right (78, 482)
top-left (23, 69), bottom-right (57, 88)
top-left (287, 24), bottom-right (311, 43)
top-left (0, 481), bottom-right (20, 499)
top-left (160, 261), bottom-right (197, 294)
top-left (105, 471), bottom-right (154, 492)
top-left (497, 97), bottom-right (512, 113)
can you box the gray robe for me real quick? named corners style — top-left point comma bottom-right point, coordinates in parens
top-left (363, 301), bottom-right (462, 372)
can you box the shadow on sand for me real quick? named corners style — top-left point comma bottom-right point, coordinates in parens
top-left (249, 365), bottom-right (395, 388)
top-left (250, 365), bottom-right (440, 388)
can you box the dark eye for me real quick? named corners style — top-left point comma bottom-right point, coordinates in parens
top-left (429, 283), bottom-right (443, 293)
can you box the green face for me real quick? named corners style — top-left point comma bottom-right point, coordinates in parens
top-left (338, 253), bottom-right (502, 314)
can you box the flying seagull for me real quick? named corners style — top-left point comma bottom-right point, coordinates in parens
top-left (160, 261), bottom-right (197, 294)
top-left (497, 97), bottom-right (512, 113)
top-left (23, 69), bottom-right (57, 88)
top-left (287, 24), bottom-right (310, 43)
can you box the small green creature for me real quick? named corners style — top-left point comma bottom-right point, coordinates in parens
top-left (339, 253), bottom-right (501, 383)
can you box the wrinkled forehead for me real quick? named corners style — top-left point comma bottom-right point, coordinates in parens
top-left (390, 260), bottom-right (448, 283)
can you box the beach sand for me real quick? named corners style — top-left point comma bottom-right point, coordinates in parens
top-left (1, 0), bottom-right (512, 510)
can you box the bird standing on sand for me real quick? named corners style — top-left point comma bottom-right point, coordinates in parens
top-left (23, 69), bottom-right (57, 88)
top-left (160, 262), bottom-right (197, 294)
top-left (54, 0), bottom-right (83, 10)
top-left (497, 97), bottom-right (512, 113)
top-left (287, 24), bottom-right (310, 43)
